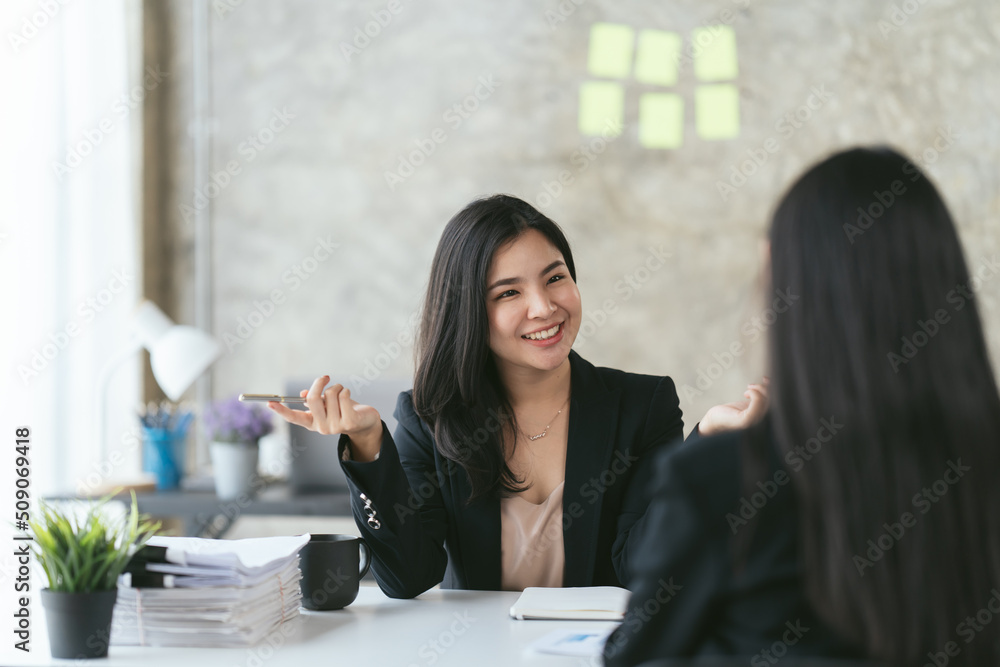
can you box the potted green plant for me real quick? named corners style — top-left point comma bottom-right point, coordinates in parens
top-left (29, 490), bottom-right (159, 659)
top-left (204, 396), bottom-right (274, 500)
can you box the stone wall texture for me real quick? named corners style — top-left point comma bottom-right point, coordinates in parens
top-left (155, 0), bottom-right (1000, 435)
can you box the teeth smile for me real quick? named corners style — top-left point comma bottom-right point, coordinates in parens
top-left (523, 324), bottom-right (560, 341)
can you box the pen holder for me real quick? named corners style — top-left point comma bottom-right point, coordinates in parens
top-left (142, 426), bottom-right (188, 490)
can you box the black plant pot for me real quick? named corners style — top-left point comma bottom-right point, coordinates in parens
top-left (40, 588), bottom-right (118, 659)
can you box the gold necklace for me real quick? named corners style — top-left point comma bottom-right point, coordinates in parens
top-left (518, 397), bottom-right (569, 441)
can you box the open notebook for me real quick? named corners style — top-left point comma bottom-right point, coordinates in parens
top-left (509, 586), bottom-right (630, 621)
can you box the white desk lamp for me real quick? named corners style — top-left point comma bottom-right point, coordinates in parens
top-left (96, 300), bottom-right (221, 465)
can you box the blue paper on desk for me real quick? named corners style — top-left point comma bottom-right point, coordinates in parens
top-left (529, 628), bottom-right (616, 657)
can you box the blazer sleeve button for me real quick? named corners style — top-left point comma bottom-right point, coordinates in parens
top-left (359, 493), bottom-right (381, 530)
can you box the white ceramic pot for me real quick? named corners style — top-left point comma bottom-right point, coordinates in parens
top-left (210, 440), bottom-right (260, 500)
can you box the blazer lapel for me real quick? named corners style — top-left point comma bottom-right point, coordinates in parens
top-left (562, 351), bottom-right (621, 587)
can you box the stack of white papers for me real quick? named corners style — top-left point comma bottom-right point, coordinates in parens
top-left (112, 534), bottom-right (310, 647)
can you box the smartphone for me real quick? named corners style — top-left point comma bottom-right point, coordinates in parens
top-left (239, 394), bottom-right (307, 404)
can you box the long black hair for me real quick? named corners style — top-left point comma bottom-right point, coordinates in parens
top-left (763, 147), bottom-right (1000, 664)
top-left (412, 194), bottom-right (577, 502)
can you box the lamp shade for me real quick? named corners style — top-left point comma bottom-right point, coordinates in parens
top-left (133, 300), bottom-right (221, 401)
top-left (149, 326), bottom-right (221, 401)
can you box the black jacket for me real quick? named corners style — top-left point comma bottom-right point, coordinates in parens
top-left (338, 350), bottom-right (684, 599)
top-left (603, 422), bottom-right (862, 665)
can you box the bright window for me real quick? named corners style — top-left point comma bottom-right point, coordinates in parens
top-left (3, 0), bottom-right (143, 496)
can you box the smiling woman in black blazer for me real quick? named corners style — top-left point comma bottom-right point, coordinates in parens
top-left (340, 348), bottom-right (683, 597)
top-left (269, 195), bottom-right (757, 598)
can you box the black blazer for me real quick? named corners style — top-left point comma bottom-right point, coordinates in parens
top-left (338, 350), bottom-right (684, 599)
top-left (603, 421), bottom-right (862, 666)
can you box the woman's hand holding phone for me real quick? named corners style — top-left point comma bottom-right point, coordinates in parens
top-left (266, 375), bottom-right (383, 462)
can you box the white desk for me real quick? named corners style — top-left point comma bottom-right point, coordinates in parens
top-left (10, 585), bottom-right (617, 666)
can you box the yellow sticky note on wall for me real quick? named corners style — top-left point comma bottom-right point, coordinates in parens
top-left (692, 25), bottom-right (738, 81)
top-left (588, 23), bottom-right (634, 79)
top-left (695, 84), bottom-right (740, 140)
top-left (638, 93), bottom-right (683, 149)
top-left (634, 30), bottom-right (681, 86)
top-left (579, 81), bottom-right (625, 136)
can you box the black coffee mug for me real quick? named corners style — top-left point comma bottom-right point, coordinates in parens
top-left (299, 534), bottom-right (371, 610)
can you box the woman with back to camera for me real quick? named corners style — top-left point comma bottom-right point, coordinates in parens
top-left (604, 147), bottom-right (1000, 666)
top-left (269, 194), bottom-right (762, 598)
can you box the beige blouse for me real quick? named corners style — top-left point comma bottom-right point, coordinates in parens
top-left (500, 481), bottom-right (565, 591)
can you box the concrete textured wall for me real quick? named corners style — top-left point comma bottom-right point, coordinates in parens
top-left (154, 0), bottom-right (1000, 437)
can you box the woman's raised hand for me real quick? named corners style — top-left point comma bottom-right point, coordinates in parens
top-left (267, 375), bottom-right (383, 461)
top-left (697, 378), bottom-right (769, 437)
